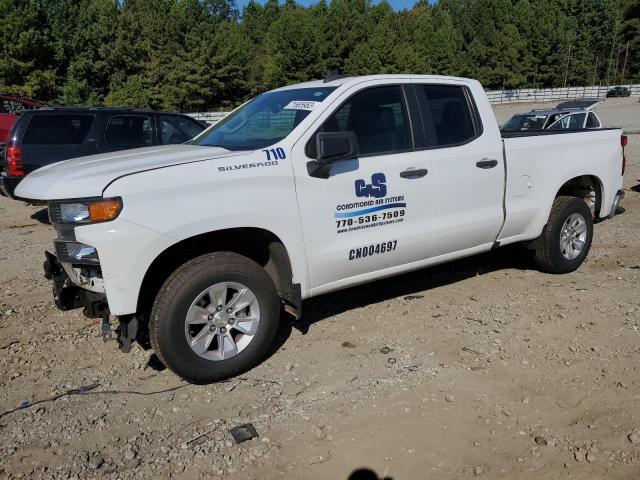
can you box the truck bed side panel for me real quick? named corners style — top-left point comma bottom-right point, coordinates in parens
top-left (499, 129), bottom-right (623, 245)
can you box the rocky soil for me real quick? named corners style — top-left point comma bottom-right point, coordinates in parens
top-left (0, 98), bottom-right (639, 479)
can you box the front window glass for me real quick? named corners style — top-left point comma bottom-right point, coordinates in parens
top-left (309, 86), bottom-right (412, 157)
top-left (192, 87), bottom-right (336, 151)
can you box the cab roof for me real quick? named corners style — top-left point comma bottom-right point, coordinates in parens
top-left (271, 74), bottom-right (475, 91)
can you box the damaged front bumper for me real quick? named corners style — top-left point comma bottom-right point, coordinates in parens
top-left (43, 251), bottom-right (139, 351)
top-left (43, 250), bottom-right (109, 318)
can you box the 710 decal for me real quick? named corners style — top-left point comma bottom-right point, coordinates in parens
top-left (262, 147), bottom-right (286, 161)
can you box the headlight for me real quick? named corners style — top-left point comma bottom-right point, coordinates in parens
top-left (49, 197), bottom-right (122, 225)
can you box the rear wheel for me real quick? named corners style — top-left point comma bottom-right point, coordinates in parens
top-left (149, 252), bottom-right (280, 383)
top-left (533, 196), bottom-right (593, 274)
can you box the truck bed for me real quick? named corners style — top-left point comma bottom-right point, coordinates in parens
top-left (501, 127), bottom-right (620, 138)
top-left (498, 128), bottom-right (624, 246)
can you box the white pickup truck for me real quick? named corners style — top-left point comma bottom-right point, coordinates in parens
top-left (16, 74), bottom-right (626, 383)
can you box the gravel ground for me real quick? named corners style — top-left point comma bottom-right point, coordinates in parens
top-left (0, 98), bottom-right (639, 480)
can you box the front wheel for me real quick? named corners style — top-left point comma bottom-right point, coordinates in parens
top-left (533, 196), bottom-right (593, 274)
top-left (149, 252), bottom-right (280, 383)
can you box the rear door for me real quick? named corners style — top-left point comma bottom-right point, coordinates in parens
top-left (19, 113), bottom-right (98, 174)
top-left (415, 84), bottom-right (504, 257)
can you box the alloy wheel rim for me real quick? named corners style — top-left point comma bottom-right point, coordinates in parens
top-left (184, 282), bottom-right (260, 361)
top-left (559, 213), bottom-right (587, 260)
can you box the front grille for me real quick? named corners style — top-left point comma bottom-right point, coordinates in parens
top-left (55, 224), bottom-right (76, 241)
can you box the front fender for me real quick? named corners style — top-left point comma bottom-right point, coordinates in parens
top-left (94, 153), bottom-right (308, 314)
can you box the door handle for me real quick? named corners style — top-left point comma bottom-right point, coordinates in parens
top-left (476, 159), bottom-right (498, 169)
top-left (400, 168), bottom-right (428, 179)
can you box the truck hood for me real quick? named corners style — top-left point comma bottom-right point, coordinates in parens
top-left (15, 145), bottom-right (247, 200)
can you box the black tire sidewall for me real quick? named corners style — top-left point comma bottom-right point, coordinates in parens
top-left (153, 255), bottom-right (279, 383)
top-left (546, 199), bottom-right (593, 273)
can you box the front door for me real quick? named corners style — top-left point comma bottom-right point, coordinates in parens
top-left (292, 85), bottom-right (434, 290)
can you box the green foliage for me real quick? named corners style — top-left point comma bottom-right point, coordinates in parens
top-left (0, 0), bottom-right (638, 110)
top-left (0, 0), bottom-right (56, 98)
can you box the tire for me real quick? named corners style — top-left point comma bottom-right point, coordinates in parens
top-left (533, 196), bottom-right (593, 274)
top-left (149, 252), bottom-right (280, 384)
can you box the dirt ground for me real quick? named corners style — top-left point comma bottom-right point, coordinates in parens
top-left (1, 98), bottom-right (639, 480)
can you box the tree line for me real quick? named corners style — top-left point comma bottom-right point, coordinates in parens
top-left (1, 0), bottom-right (638, 112)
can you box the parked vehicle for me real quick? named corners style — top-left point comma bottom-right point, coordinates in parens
top-left (0, 108), bottom-right (207, 198)
top-left (16, 74), bottom-right (626, 383)
top-left (606, 87), bottom-right (631, 98)
top-left (501, 99), bottom-right (603, 132)
top-left (0, 94), bottom-right (46, 143)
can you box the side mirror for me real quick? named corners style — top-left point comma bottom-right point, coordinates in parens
top-left (316, 131), bottom-right (359, 164)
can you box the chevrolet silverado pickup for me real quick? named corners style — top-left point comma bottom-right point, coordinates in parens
top-left (15, 74), bottom-right (626, 383)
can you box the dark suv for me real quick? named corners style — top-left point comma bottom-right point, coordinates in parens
top-left (606, 87), bottom-right (631, 98)
top-left (0, 108), bottom-right (207, 198)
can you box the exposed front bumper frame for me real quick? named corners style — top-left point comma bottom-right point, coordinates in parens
top-left (43, 251), bottom-right (109, 318)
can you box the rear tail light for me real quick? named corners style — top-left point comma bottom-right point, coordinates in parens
top-left (6, 146), bottom-right (24, 177)
top-left (621, 135), bottom-right (627, 176)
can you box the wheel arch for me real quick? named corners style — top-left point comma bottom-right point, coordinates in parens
top-left (555, 174), bottom-right (604, 219)
top-left (136, 227), bottom-right (298, 321)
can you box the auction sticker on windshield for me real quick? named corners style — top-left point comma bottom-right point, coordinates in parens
top-left (283, 100), bottom-right (320, 111)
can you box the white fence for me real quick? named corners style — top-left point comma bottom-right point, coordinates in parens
top-left (187, 112), bottom-right (229, 125)
top-left (485, 84), bottom-right (640, 104)
top-left (188, 111), bottom-right (228, 124)
top-left (188, 84), bottom-right (640, 124)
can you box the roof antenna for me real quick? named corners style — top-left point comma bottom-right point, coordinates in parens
top-left (324, 70), bottom-right (346, 83)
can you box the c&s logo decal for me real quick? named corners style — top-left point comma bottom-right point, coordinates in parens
top-left (334, 173), bottom-right (407, 234)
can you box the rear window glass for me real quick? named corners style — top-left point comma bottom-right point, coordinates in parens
top-left (418, 85), bottom-right (477, 147)
top-left (104, 115), bottom-right (152, 146)
top-left (23, 114), bottom-right (94, 145)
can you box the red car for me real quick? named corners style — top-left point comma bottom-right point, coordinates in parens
top-left (0, 94), bottom-right (46, 142)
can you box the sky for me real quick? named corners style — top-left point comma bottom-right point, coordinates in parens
top-left (236, 0), bottom-right (424, 11)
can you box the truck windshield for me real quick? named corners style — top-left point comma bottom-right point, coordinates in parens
top-left (501, 114), bottom-right (548, 132)
top-left (191, 87), bottom-right (337, 150)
